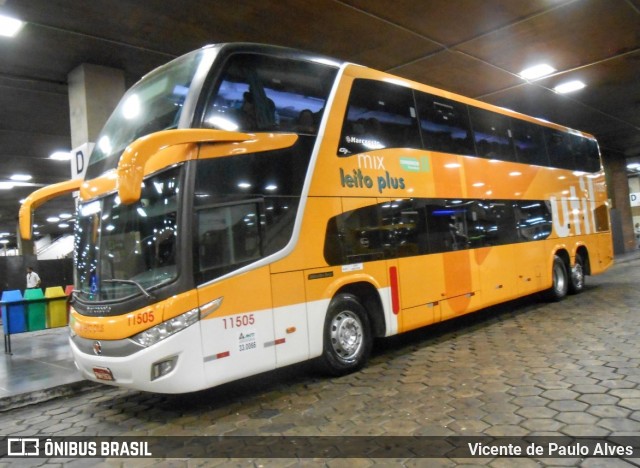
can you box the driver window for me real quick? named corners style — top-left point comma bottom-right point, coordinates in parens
top-left (196, 202), bottom-right (261, 282)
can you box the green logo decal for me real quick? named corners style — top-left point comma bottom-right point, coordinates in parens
top-left (400, 157), bottom-right (420, 172)
top-left (399, 157), bottom-right (430, 172)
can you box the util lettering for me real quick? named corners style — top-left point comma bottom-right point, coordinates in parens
top-left (550, 176), bottom-right (597, 237)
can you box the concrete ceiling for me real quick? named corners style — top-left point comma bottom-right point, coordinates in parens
top-left (0, 0), bottom-right (639, 250)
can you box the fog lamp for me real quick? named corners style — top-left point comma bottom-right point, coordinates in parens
top-left (151, 356), bottom-right (178, 380)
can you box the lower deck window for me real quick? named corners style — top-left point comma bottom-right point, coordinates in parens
top-left (324, 198), bottom-right (553, 265)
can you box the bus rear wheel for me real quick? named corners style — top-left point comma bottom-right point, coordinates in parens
top-left (319, 293), bottom-right (372, 376)
top-left (568, 254), bottom-right (586, 294)
top-left (545, 255), bottom-right (569, 302)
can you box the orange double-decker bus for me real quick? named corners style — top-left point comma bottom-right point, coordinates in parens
top-left (20, 43), bottom-right (613, 393)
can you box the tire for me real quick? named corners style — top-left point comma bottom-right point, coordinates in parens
top-left (568, 253), bottom-right (586, 294)
top-left (318, 294), bottom-right (372, 376)
top-left (544, 255), bottom-right (569, 302)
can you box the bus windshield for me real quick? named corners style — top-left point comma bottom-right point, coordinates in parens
top-left (75, 166), bottom-right (182, 302)
top-left (85, 50), bottom-right (205, 179)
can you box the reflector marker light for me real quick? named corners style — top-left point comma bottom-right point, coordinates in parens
top-left (204, 351), bottom-right (230, 362)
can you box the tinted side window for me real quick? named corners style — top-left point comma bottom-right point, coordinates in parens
top-left (387, 199), bottom-right (427, 257)
top-left (338, 79), bottom-right (420, 156)
top-left (573, 135), bottom-right (601, 173)
top-left (545, 128), bottom-right (576, 170)
top-left (594, 205), bottom-right (610, 232)
top-left (584, 138), bottom-right (601, 173)
top-left (324, 198), bottom-right (549, 266)
top-left (470, 107), bottom-right (516, 162)
top-left (415, 93), bottom-right (474, 155)
top-left (511, 119), bottom-right (549, 167)
top-left (194, 138), bottom-right (313, 205)
top-left (467, 201), bottom-right (518, 246)
top-left (514, 201), bottom-right (552, 241)
top-left (197, 202), bottom-right (262, 280)
top-left (425, 201), bottom-right (471, 252)
top-left (326, 203), bottom-right (389, 263)
top-left (465, 201), bottom-right (501, 248)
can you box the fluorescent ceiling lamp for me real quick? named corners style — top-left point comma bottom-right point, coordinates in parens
top-left (10, 173), bottom-right (32, 181)
top-left (0, 14), bottom-right (24, 37)
top-left (554, 80), bottom-right (586, 94)
top-left (46, 216), bottom-right (60, 223)
top-left (49, 151), bottom-right (72, 160)
top-left (0, 182), bottom-right (13, 189)
top-left (519, 64), bottom-right (556, 80)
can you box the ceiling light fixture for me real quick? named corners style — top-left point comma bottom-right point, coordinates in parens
top-left (519, 64), bottom-right (556, 80)
top-left (554, 80), bottom-right (586, 94)
top-left (49, 151), bottom-right (72, 161)
top-left (10, 173), bottom-right (32, 181)
top-left (0, 14), bottom-right (24, 38)
top-left (0, 182), bottom-right (14, 190)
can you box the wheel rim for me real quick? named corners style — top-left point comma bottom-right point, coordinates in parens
top-left (572, 262), bottom-right (584, 290)
top-left (554, 262), bottom-right (566, 294)
top-left (329, 310), bottom-right (363, 362)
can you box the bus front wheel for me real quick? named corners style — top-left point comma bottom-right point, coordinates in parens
top-left (545, 255), bottom-right (569, 302)
top-left (319, 294), bottom-right (372, 376)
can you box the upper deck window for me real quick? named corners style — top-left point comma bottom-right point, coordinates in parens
top-left (469, 107), bottom-right (516, 162)
top-left (338, 79), bottom-right (420, 156)
top-left (201, 53), bottom-right (338, 135)
top-left (336, 78), bottom-right (601, 173)
top-left (416, 92), bottom-right (474, 155)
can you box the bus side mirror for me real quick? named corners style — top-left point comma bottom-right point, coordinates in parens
top-left (117, 129), bottom-right (251, 204)
top-left (19, 179), bottom-right (83, 240)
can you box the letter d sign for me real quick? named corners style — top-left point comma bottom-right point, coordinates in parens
top-left (70, 142), bottom-right (94, 180)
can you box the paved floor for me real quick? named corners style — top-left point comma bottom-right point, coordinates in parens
top-left (0, 251), bottom-right (639, 466)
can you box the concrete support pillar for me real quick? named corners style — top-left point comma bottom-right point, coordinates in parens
top-left (602, 151), bottom-right (636, 253)
top-left (68, 64), bottom-right (125, 148)
top-left (18, 64), bottom-right (125, 257)
top-left (17, 224), bottom-right (34, 256)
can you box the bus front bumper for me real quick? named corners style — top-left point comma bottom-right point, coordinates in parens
top-left (69, 323), bottom-right (206, 393)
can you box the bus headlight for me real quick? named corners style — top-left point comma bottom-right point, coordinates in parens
top-left (130, 308), bottom-right (199, 347)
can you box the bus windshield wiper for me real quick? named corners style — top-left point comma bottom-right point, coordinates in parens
top-left (102, 279), bottom-right (154, 299)
top-left (69, 289), bottom-right (91, 304)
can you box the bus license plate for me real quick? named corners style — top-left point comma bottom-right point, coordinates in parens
top-left (93, 367), bottom-right (114, 381)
